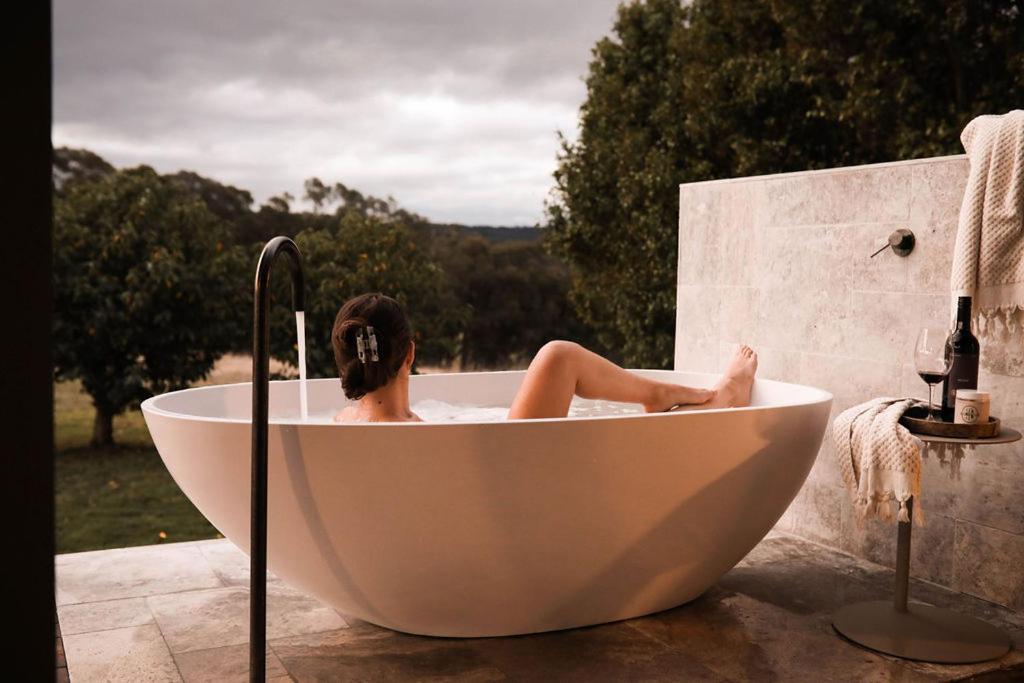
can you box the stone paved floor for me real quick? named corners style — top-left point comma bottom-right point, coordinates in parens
top-left (56, 531), bottom-right (1024, 682)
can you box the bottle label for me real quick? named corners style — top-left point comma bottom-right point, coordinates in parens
top-left (945, 352), bottom-right (979, 410)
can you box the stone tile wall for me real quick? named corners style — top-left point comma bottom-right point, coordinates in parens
top-left (674, 155), bottom-right (1024, 611)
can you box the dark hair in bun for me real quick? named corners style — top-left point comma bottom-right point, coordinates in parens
top-left (331, 293), bottom-right (412, 400)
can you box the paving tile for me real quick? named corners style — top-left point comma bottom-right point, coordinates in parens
top-left (63, 623), bottom-right (181, 682)
top-left (881, 582), bottom-right (1024, 680)
top-left (174, 642), bottom-right (288, 682)
top-left (58, 596), bottom-right (153, 635)
top-left (57, 535), bottom-right (1024, 681)
top-left (196, 538), bottom-right (282, 587)
top-left (722, 534), bottom-right (891, 615)
top-left (57, 542), bottom-right (221, 605)
top-left (738, 534), bottom-right (1024, 680)
top-left (628, 591), bottom-right (930, 682)
top-left (271, 622), bottom-right (508, 682)
top-left (148, 583), bottom-right (346, 654)
top-left (471, 619), bottom-right (726, 681)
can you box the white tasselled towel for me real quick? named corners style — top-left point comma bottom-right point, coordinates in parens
top-left (833, 397), bottom-right (924, 525)
top-left (951, 110), bottom-right (1024, 340)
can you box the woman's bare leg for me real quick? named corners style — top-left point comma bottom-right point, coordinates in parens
top-left (507, 341), bottom-right (717, 419)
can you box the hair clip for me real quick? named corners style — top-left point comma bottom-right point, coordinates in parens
top-left (356, 325), bottom-right (379, 363)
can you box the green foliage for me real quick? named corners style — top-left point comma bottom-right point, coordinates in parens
top-left (268, 212), bottom-right (468, 377)
top-left (434, 234), bottom-right (608, 367)
top-left (547, 0), bottom-right (1024, 368)
top-left (54, 166), bottom-right (246, 445)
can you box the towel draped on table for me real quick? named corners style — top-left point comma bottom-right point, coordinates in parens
top-left (833, 397), bottom-right (925, 526)
top-left (951, 110), bottom-right (1024, 341)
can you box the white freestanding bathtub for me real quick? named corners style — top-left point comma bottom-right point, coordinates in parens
top-left (141, 370), bottom-right (831, 637)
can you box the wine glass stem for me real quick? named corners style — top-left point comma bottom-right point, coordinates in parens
top-left (928, 384), bottom-right (934, 419)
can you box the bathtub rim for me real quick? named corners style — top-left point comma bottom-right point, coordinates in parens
top-left (140, 369), bottom-right (833, 427)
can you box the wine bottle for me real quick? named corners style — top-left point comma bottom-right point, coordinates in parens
top-left (941, 296), bottom-right (980, 421)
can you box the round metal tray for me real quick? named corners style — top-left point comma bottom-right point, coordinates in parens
top-left (899, 405), bottom-right (1001, 439)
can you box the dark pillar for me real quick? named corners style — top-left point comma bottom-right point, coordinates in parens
top-left (2, 2), bottom-right (55, 680)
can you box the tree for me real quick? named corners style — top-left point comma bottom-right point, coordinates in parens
top-left (435, 235), bottom-right (608, 368)
top-left (54, 166), bottom-right (245, 446)
top-left (546, 0), bottom-right (1024, 368)
top-left (267, 212), bottom-right (468, 378)
top-left (53, 147), bottom-right (114, 194)
top-left (303, 177), bottom-right (332, 213)
top-left (165, 171), bottom-right (254, 224)
top-left (546, 0), bottom-right (689, 369)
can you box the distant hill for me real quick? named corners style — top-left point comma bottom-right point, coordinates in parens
top-left (53, 147), bottom-right (544, 243)
top-left (427, 223), bottom-right (541, 243)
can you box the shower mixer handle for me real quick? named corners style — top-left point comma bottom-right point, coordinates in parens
top-left (870, 228), bottom-right (915, 258)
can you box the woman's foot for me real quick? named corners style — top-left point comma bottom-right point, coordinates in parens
top-left (644, 384), bottom-right (716, 413)
top-left (706, 345), bottom-right (758, 408)
top-left (657, 345), bottom-right (758, 412)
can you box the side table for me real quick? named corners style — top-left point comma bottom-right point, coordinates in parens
top-left (832, 426), bottom-right (1022, 663)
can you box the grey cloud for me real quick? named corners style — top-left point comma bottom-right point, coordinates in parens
top-left (54, 1), bottom-right (621, 224)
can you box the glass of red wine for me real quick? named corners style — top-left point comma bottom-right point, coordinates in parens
top-left (915, 327), bottom-right (953, 420)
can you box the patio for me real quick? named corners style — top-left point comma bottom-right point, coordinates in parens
top-left (56, 531), bottom-right (1024, 681)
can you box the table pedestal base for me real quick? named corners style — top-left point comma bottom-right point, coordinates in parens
top-left (833, 600), bottom-right (1011, 663)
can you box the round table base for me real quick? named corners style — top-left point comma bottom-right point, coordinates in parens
top-left (833, 601), bottom-right (1010, 663)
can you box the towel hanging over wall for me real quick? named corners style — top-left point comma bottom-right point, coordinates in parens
top-left (951, 110), bottom-right (1024, 341)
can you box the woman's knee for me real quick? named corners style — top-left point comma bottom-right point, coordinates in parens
top-left (535, 340), bottom-right (580, 365)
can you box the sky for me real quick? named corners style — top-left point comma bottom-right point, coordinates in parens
top-left (53, 1), bottom-right (623, 226)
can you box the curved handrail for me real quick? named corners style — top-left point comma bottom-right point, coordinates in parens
top-left (251, 236), bottom-right (304, 683)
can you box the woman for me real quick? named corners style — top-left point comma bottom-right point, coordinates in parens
top-left (332, 292), bottom-right (757, 422)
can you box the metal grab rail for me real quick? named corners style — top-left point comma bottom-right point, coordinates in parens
top-left (251, 237), bottom-right (304, 683)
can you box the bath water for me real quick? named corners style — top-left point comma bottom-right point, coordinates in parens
top-left (303, 397), bottom-right (644, 423)
top-left (296, 310), bottom-right (308, 421)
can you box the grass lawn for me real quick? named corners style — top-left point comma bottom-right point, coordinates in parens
top-left (56, 379), bottom-right (224, 554)
top-left (56, 354), bottom-right (460, 554)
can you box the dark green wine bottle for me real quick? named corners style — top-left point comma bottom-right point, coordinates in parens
top-left (941, 296), bottom-right (980, 421)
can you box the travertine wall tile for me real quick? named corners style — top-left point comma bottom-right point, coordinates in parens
top-left (765, 164), bottom-right (912, 226)
top-left (784, 478), bottom-right (844, 547)
top-left (978, 371), bottom-right (1024, 419)
top-left (978, 339), bottom-right (1024, 376)
top-left (906, 157), bottom-right (967, 299)
top-left (746, 345), bottom-right (801, 383)
top-left (845, 291), bottom-right (949, 361)
top-left (908, 157), bottom-right (969, 232)
top-left (755, 287), bottom-right (854, 357)
top-left (797, 353), bottom-right (901, 415)
top-left (674, 284), bottom-right (721, 372)
top-left (955, 522), bottom-right (1024, 611)
top-left (719, 287), bottom-right (760, 345)
top-left (840, 505), bottom-right (956, 588)
top-left (678, 185), bottom-right (722, 286)
top-left (956, 441), bottom-right (1024, 534)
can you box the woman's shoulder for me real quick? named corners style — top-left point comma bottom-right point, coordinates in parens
top-left (333, 406), bottom-right (424, 423)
